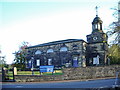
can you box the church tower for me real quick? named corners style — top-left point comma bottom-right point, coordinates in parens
top-left (86, 6), bottom-right (108, 66)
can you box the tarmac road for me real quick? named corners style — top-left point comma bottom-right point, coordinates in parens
top-left (2, 78), bottom-right (117, 89)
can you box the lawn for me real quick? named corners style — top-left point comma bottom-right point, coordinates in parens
top-left (17, 70), bottom-right (63, 75)
top-left (4, 70), bottom-right (63, 80)
top-left (7, 70), bottom-right (62, 75)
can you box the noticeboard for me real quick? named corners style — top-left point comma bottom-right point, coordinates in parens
top-left (39, 65), bottom-right (54, 72)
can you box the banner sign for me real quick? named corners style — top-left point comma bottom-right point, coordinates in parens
top-left (39, 65), bottom-right (54, 72)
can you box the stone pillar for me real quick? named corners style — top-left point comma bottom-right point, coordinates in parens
top-left (14, 67), bottom-right (17, 75)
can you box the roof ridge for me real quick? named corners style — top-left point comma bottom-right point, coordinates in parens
top-left (26, 39), bottom-right (84, 49)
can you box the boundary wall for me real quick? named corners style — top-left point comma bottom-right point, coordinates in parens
top-left (15, 65), bottom-right (120, 82)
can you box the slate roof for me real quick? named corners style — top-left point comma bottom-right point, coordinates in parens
top-left (26, 39), bottom-right (85, 49)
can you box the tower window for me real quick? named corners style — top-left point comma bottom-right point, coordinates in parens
top-left (98, 24), bottom-right (100, 30)
top-left (100, 23), bottom-right (102, 30)
top-left (95, 24), bottom-right (98, 29)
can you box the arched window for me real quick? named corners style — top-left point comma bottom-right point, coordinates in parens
top-left (60, 47), bottom-right (68, 52)
top-left (35, 50), bottom-right (42, 55)
top-left (47, 49), bottom-right (54, 53)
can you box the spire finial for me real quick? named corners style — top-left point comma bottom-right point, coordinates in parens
top-left (95, 6), bottom-right (99, 17)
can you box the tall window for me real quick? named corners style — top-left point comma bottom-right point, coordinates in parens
top-left (36, 59), bottom-right (40, 66)
top-left (35, 50), bottom-right (42, 55)
top-left (60, 47), bottom-right (68, 52)
top-left (48, 59), bottom-right (52, 65)
top-left (97, 23), bottom-right (101, 30)
top-left (47, 49), bottom-right (54, 53)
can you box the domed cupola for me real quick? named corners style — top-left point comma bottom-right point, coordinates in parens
top-left (92, 6), bottom-right (103, 33)
top-left (92, 16), bottom-right (103, 33)
top-left (92, 16), bottom-right (103, 24)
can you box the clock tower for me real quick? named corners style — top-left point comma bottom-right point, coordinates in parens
top-left (86, 7), bottom-right (108, 66)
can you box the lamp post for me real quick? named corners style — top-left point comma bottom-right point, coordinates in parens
top-left (31, 57), bottom-right (34, 75)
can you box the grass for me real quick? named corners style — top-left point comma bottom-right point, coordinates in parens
top-left (17, 70), bottom-right (63, 75)
top-left (7, 70), bottom-right (63, 76)
top-left (3, 70), bottom-right (63, 80)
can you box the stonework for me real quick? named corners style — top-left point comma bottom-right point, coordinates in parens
top-left (15, 65), bottom-right (120, 82)
top-left (25, 15), bottom-right (108, 68)
top-left (26, 39), bottom-right (87, 68)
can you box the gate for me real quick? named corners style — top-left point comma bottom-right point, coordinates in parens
top-left (2, 67), bottom-right (15, 82)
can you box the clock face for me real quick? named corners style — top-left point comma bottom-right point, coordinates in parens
top-left (93, 36), bottom-right (98, 40)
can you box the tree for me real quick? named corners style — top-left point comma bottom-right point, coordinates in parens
top-left (107, 2), bottom-right (120, 64)
top-left (108, 44), bottom-right (120, 64)
top-left (107, 3), bottom-right (120, 45)
top-left (0, 56), bottom-right (6, 67)
top-left (13, 41), bottom-right (30, 70)
top-left (107, 19), bottom-right (120, 45)
top-left (0, 48), bottom-right (7, 68)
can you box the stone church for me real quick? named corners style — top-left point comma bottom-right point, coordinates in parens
top-left (25, 11), bottom-right (108, 69)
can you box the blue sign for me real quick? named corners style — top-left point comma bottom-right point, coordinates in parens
top-left (40, 65), bottom-right (54, 72)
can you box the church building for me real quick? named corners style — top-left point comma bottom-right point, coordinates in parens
top-left (26, 39), bottom-right (87, 68)
top-left (25, 8), bottom-right (108, 69)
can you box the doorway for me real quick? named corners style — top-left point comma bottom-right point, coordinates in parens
top-left (73, 57), bottom-right (78, 67)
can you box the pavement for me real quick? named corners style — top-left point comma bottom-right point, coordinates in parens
top-left (1, 78), bottom-right (117, 89)
top-left (1, 77), bottom-right (115, 84)
top-left (1, 77), bottom-right (120, 90)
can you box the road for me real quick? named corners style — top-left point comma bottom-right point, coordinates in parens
top-left (1, 78), bottom-right (117, 89)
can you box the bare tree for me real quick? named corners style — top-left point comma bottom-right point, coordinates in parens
top-left (107, 2), bottom-right (120, 45)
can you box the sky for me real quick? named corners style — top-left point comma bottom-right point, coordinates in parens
top-left (0, 0), bottom-right (119, 64)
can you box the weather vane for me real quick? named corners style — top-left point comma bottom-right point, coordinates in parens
top-left (95, 6), bottom-right (99, 16)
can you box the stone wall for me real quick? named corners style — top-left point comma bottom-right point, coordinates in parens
top-left (15, 65), bottom-right (120, 82)
top-left (63, 65), bottom-right (120, 80)
top-left (15, 75), bottom-right (64, 82)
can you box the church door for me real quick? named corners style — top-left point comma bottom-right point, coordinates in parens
top-left (73, 57), bottom-right (78, 67)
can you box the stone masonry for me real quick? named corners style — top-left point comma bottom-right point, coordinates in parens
top-left (15, 65), bottom-right (120, 82)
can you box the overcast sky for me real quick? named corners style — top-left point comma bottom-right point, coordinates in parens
top-left (0, 0), bottom-right (119, 64)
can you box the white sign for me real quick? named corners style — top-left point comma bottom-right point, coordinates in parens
top-left (93, 55), bottom-right (99, 64)
top-left (73, 57), bottom-right (78, 61)
top-left (47, 68), bottom-right (53, 72)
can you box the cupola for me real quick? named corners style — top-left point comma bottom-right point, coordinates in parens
top-left (92, 6), bottom-right (103, 33)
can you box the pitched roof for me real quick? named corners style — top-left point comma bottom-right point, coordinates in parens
top-left (26, 39), bottom-right (85, 49)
